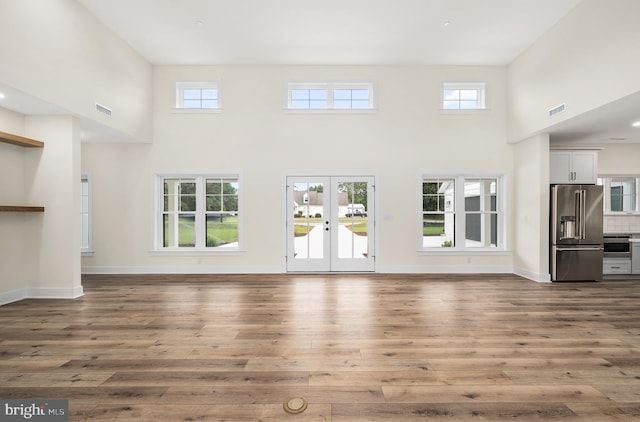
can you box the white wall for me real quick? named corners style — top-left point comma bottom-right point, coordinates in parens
top-left (593, 143), bottom-right (640, 175)
top-left (0, 107), bottom-right (37, 303)
top-left (0, 0), bottom-right (153, 142)
top-left (82, 65), bottom-right (515, 274)
top-left (508, 0), bottom-right (640, 142)
top-left (514, 134), bottom-right (550, 282)
top-left (0, 111), bottom-right (83, 304)
top-left (26, 116), bottom-right (83, 298)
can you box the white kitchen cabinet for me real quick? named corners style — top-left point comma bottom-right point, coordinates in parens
top-left (603, 257), bottom-right (631, 275)
top-left (632, 242), bottom-right (640, 274)
top-left (550, 150), bottom-right (598, 184)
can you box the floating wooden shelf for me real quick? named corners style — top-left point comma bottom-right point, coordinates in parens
top-left (0, 206), bottom-right (45, 212)
top-left (0, 131), bottom-right (44, 148)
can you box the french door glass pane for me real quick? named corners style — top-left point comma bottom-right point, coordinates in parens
top-left (338, 181), bottom-right (369, 259)
top-left (293, 182), bottom-right (324, 259)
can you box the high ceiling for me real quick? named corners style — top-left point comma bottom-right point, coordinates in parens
top-left (3, 0), bottom-right (639, 143)
top-left (77, 0), bottom-right (582, 66)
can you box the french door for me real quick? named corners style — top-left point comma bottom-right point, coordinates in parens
top-left (286, 176), bottom-right (375, 272)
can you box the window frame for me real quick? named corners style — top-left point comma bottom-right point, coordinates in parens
top-left (419, 174), bottom-right (506, 253)
top-left (154, 173), bottom-right (242, 253)
top-left (598, 175), bottom-right (640, 214)
top-left (440, 81), bottom-right (487, 112)
top-left (285, 82), bottom-right (376, 112)
top-left (81, 174), bottom-right (93, 256)
top-left (174, 80), bottom-right (222, 113)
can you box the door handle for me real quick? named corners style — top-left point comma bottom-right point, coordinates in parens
top-left (556, 247), bottom-right (603, 252)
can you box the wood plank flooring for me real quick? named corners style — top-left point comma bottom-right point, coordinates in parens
top-left (0, 273), bottom-right (639, 421)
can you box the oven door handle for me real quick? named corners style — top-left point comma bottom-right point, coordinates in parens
top-left (556, 247), bottom-right (603, 252)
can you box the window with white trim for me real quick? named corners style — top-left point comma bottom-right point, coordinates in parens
top-left (175, 81), bottom-right (220, 110)
top-left (597, 176), bottom-right (639, 213)
top-left (287, 82), bottom-right (374, 110)
top-left (81, 175), bottom-right (93, 255)
top-left (421, 175), bottom-right (503, 250)
top-left (442, 82), bottom-right (486, 110)
top-left (157, 175), bottom-right (240, 250)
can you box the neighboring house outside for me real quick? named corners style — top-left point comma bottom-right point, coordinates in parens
top-left (293, 191), bottom-right (363, 217)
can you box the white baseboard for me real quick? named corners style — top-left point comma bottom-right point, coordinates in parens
top-left (81, 265), bottom-right (284, 275)
top-left (376, 265), bottom-right (515, 274)
top-left (83, 265), bottom-right (531, 278)
top-left (514, 267), bottom-right (552, 283)
top-left (0, 286), bottom-right (83, 306)
top-left (0, 288), bottom-right (28, 306)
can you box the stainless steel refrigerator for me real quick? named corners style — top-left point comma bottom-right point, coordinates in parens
top-left (550, 184), bottom-right (603, 281)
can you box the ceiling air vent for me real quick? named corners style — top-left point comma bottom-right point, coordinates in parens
top-left (95, 102), bottom-right (112, 117)
top-left (548, 103), bottom-right (566, 117)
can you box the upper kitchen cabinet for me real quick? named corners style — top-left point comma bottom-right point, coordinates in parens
top-left (550, 149), bottom-right (598, 184)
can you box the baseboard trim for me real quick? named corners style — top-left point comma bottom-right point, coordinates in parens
top-left (0, 286), bottom-right (83, 305)
top-left (83, 265), bottom-right (526, 277)
top-left (82, 265), bottom-right (284, 275)
top-left (513, 267), bottom-right (552, 283)
top-left (376, 265), bottom-right (515, 274)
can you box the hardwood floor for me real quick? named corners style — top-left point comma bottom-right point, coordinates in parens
top-left (1, 273), bottom-right (639, 421)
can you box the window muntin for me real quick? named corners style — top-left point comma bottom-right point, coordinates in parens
top-left (81, 175), bottom-right (92, 254)
top-left (421, 175), bottom-right (503, 251)
top-left (290, 89), bottom-right (328, 109)
top-left (334, 89), bottom-right (370, 109)
top-left (205, 179), bottom-right (239, 247)
top-left (442, 82), bottom-right (486, 110)
top-left (598, 176), bottom-right (639, 213)
top-left (463, 179), bottom-right (498, 248)
top-left (287, 82), bottom-right (374, 110)
top-left (175, 81), bottom-right (220, 110)
top-left (159, 175), bottom-right (240, 250)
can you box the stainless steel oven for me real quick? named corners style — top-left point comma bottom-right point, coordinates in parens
top-left (603, 235), bottom-right (631, 257)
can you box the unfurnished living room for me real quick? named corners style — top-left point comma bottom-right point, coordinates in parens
top-left (0, 0), bottom-right (639, 421)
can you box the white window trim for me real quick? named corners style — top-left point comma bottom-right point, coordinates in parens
top-left (418, 173), bottom-right (508, 254)
top-left (598, 175), bottom-right (640, 215)
top-left (285, 81), bottom-right (377, 113)
top-left (173, 80), bottom-right (222, 113)
top-left (81, 173), bottom-right (93, 257)
top-left (152, 173), bottom-right (243, 254)
top-left (440, 81), bottom-right (488, 113)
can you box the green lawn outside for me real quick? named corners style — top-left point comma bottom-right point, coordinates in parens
top-left (165, 216), bottom-right (239, 247)
top-left (423, 224), bottom-right (445, 236)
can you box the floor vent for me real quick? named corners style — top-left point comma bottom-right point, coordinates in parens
top-left (95, 103), bottom-right (112, 117)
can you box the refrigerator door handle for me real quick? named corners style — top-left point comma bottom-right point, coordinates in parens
top-left (556, 247), bottom-right (604, 252)
top-left (574, 189), bottom-right (587, 240)
top-left (578, 189), bottom-right (585, 239)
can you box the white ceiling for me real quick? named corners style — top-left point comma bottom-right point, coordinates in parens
top-left (2, 0), bottom-right (639, 143)
top-left (77, 0), bottom-right (582, 66)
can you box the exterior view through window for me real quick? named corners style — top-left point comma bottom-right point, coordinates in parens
top-left (160, 176), bottom-right (239, 249)
top-left (422, 176), bottom-right (500, 249)
top-left (287, 176), bottom-right (375, 272)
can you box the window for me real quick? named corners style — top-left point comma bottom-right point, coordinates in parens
top-left (598, 176), bottom-right (638, 213)
top-left (175, 81), bottom-right (220, 110)
top-left (287, 82), bottom-right (374, 110)
top-left (442, 82), bottom-right (486, 110)
top-left (81, 175), bottom-right (92, 255)
top-left (158, 175), bottom-right (240, 250)
top-left (421, 175), bottom-right (503, 250)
